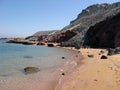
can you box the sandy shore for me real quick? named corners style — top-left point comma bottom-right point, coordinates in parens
top-left (56, 48), bottom-right (120, 90)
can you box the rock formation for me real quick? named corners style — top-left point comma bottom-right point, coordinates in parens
top-left (84, 12), bottom-right (120, 48)
top-left (25, 30), bottom-right (59, 42)
top-left (24, 66), bottom-right (40, 74)
top-left (7, 38), bottom-right (35, 45)
top-left (60, 2), bottom-right (120, 47)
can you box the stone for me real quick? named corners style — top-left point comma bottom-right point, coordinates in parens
top-left (40, 42), bottom-right (46, 45)
top-left (24, 67), bottom-right (40, 74)
top-left (101, 55), bottom-right (108, 59)
top-left (61, 72), bottom-right (65, 76)
top-left (62, 57), bottom-right (65, 59)
top-left (47, 44), bottom-right (54, 47)
top-left (88, 54), bottom-right (94, 58)
top-left (23, 56), bottom-right (33, 59)
top-left (100, 50), bottom-right (105, 54)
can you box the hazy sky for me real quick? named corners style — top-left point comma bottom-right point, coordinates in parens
top-left (0, 0), bottom-right (119, 37)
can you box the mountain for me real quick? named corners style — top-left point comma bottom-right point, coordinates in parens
top-left (60, 2), bottom-right (120, 48)
top-left (26, 2), bottom-right (120, 48)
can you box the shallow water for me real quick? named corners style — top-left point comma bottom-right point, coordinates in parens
top-left (0, 40), bottom-right (75, 77)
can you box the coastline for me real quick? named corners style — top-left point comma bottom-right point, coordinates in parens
top-left (56, 48), bottom-right (120, 90)
top-left (0, 41), bottom-right (83, 90)
top-left (1, 40), bottom-right (120, 90)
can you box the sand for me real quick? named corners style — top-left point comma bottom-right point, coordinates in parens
top-left (56, 48), bottom-right (120, 90)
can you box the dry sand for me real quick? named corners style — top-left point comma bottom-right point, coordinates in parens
top-left (56, 48), bottom-right (120, 90)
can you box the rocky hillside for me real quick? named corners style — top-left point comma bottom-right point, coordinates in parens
top-left (84, 12), bottom-right (120, 48)
top-left (60, 2), bottom-right (120, 47)
top-left (25, 30), bottom-right (59, 42)
top-left (26, 2), bottom-right (120, 48)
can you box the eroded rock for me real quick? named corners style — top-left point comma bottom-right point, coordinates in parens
top-left (24, 66), bottom-right (40, 74)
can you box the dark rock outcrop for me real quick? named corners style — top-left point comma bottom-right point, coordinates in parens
top-left (50, 30), bottom-right (79, 43)
top-left (84, 12), bottom-right (120, 48)
top-left (24, 67), bottom-right (40, 74)
top-left (107, 47), bottom-right (120, 56)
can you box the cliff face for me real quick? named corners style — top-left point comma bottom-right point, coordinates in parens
top-left (26, 2), bottom-right (120, 48)
top-left (84, 12), bottom-right (120, 48)
top-left (60, 2), bottom-right (120, 47)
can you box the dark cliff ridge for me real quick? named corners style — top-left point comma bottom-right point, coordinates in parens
top-left (84, 12), bottom-right (120, 48)
top-left (60, 2), bottom-right (120, 47)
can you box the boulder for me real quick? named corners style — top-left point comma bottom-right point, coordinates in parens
top-left (47, 43), bottom-right (54, 47)
top-left (100, 50), bottom-right (105, 54)
top-left (101, 55), bottom-right (108, 59)
top-left (24, 67), bottom-right (40, 74)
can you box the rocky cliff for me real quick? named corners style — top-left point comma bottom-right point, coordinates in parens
top-left (84, 12), bottom-right (120, 48)
top-left (26, 2), bottom-right (120, 48)
top-left (60, 2), bottom-right (120, 47)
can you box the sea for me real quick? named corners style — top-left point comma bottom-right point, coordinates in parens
top-left (0, 40), bottom-right (75, 77)
top-left (0, 39), bottom-right (80, 90)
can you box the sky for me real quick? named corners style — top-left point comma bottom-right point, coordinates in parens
top-left (0, 0), bottom-right (120, 37)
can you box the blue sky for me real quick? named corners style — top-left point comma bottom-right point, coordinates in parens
top-left (0, 0), bottom-right (119, 37)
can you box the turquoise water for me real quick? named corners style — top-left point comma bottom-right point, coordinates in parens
top-left (0, 40), bottom-right (73, 77)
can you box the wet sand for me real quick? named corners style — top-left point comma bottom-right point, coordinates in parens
top-left (56, 48), bottom-right (120, 90)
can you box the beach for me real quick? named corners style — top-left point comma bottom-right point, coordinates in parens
top-left (56, 48), bottom-right (120, 90)
top-left (0, 41), bottom-right (120, 90)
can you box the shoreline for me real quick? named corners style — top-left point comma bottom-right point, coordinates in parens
top-left (0, 41), bottom-right (83, 90)
top-left (1, 40), bottom-right (120, 90)
top-left (56, 48), bottom-right (120, 90)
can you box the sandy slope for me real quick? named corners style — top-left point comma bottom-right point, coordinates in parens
top-left (56, 49), bottom-right (120, 90)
